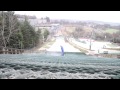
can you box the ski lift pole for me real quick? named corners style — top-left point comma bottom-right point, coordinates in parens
top-left (90, 26), bottom-right (94, 50)
top-left (89, 31), bottom-right (92, 50)
top-left (89, 38), bottom-right (92, 50)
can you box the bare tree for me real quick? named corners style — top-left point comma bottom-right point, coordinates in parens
top-left (0, 11), bottom-right (19, 47)
top-left (0, 11), bottom-right (6, 47)
top-left (6, 11), bottom-right (19, 44)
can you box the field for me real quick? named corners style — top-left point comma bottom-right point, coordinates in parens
top-left (104, 28), bottom-right (119, 34)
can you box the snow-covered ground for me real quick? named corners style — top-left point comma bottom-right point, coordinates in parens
top-left (47, 37), bottom-right (80, 53)
top-left (69, 38), bottom-right (120, 54)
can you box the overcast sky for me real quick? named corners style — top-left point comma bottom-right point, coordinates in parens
top-left (15, 11), bottom-right (120, 23)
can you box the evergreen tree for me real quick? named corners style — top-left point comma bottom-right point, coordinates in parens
top-left (20, 16), bottom-right (40, 49)
top-left (43, 29), bottom-right (50, 42)
top-left (0, 11), bottom-right (42, 50)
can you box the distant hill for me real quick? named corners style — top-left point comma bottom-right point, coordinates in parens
top-left (80, 20), bottom-right (120, 26)
top-left (51, 19), bottom-right (120, 26)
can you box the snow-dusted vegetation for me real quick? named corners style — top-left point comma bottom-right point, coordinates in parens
top-left (0, 54), bottom-right (120, 79)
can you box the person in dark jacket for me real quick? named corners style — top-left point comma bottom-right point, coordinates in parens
top-left (60, 45), bottom-right (64, 56)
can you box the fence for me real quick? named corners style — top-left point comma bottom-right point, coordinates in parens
top-left (0, 46), bottom-right (24, 54)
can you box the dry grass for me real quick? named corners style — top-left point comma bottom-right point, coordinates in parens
top-left (65, 27), bottom-right (76, 33)
top-left (83, 26), bottom-right (93, 32)
top-left (67, 40), bottom-right (88, 53)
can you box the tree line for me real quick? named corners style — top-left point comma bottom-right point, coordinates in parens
top-left (0, 11), bottom-right (49, 49)
top-left (70, 27), bottom-right (120, 43)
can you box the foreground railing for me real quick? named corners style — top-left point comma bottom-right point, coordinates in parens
top-left (0, 46), bottom-right (24, 54)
